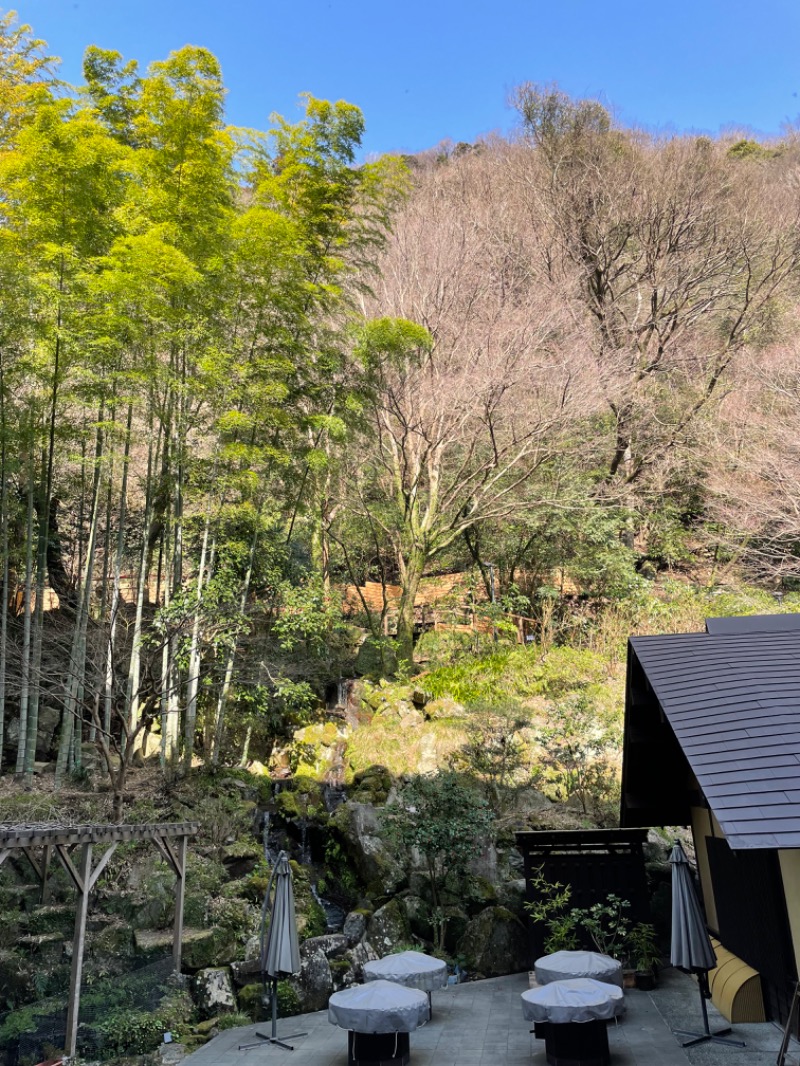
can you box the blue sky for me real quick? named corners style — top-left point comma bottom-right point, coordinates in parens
top-left (13, 0), bottom-right (800, 158)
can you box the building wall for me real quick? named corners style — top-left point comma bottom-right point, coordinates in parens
top-left (778, 851), bottom-right (800, 979)
top-left (690, 804), bottom-right (719, 930)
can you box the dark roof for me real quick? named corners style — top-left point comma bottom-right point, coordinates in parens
top-left (622, 628), bottom-right (800, 850)
top-left (706, 613), bottom-right (800, 635)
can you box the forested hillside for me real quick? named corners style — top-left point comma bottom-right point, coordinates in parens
top-left (0, 11), bottom-right (799, 811)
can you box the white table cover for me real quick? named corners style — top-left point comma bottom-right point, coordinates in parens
top-left (535, 950), bottom-right (623, 988)
top-left (363, 950), bottom-right (448, 992)
top-left (328, 980), bottom-right (429, 1034)
top-left (521, 978), bottom-right (625, 1024)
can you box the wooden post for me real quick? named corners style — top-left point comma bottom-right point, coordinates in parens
top-left (172, 834), bottom-right (188, 972)
top-left (65, 842), bottom-right (92, 1059)
top-left (40, 844), bottom-right (52, 903)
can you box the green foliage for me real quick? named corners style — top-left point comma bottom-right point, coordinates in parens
top-left (626, 922), bottom-right (660, 971)
top-left (217, 1011), bottom-right (251, 1030)
top-left (92, 1008), bottom-right (168, 1056)
top-left (424, 644), bottom-right (612, 705)
top-left (524, 866), bottom-right (578, 953)
top-left (276, 980), bottom-right (301, 1017)
top-left (450, 700), bottom-right (533, 805)
top-left (537, 692), bottom-right (619, 818)
top-left (513, 82), bottom-right (611, 150)
top-left (380, 772), bottom-right (493, 951)
top-left (569, 894), bottom-right (632, 957)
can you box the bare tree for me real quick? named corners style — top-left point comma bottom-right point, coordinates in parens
top-left (345, 148), bottom-right (587, 664)
top-left (710, 337), bottom-right (800, 582)
top-left (510, 85), bottom-right (800, 527)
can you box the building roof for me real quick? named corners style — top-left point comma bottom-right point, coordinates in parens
top-left (622, 627), bottom-right (800, 850)
top-left (705, 613), bottom-right (800, 635)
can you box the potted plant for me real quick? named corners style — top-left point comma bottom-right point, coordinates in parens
top-left (626, 923), bottom-right (660, 990)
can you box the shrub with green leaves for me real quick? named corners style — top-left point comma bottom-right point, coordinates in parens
top-left (380, 772), bottom-right (493, 952)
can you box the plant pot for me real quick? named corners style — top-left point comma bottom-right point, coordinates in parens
top-left (622, 968), bottom-right (636, 989)
top-left (635, 970), bottom-right (656, 991)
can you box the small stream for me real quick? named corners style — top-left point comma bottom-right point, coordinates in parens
top-left (311, 882), bottom-right (346, 932)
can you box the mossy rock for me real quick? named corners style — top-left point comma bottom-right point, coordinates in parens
top-left (238, 982), bottom-right (268, 1022)
top-left (457, 906), bottom-right (527, 976)
top-left (351, 765), bottom-right (394, 803)
top-left (365, 898), bottom-right (410, 957)
top-left (24, 904), bottom-right (73, 936)
top-left (424, 697), bottom-right (466, 720)
top-left (469, 876), bottom-right (499, 907)
top-left (274, 778), bottom-right (327, 822)
top-left (355, 637), bottom-right (398, 679)
top-left (90, 920), bottom-right (135, 959)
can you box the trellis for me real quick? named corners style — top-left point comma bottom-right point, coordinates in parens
top-left (0, 821), bottom-right (198, 1060)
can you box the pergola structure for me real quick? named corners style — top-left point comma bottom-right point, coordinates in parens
top-left (0, 821), bottom-right (198, 1060)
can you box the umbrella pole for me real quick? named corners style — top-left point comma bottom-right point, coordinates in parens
top-left (672, 971), bottom-right (746, 1048)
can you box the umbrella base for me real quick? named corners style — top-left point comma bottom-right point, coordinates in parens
top-left (238, 1030), bottom-right (308, 1052)
top-left (673, 1027), bottom-right (745, 1049)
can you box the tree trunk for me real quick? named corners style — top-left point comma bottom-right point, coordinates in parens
top-left (104, 404), bottom-right (132, 737)
top-left (15, 448), bottom-right (35, 775)
top-left (210, 520), bottom-right (259, 767)
top-left (126, 424), bottom-right (158, 738)
top-left (395, 547), bottom-right (426, 669)
top-left (0, 354), bottom-right (8, 771)
top-left (55, 412), bottom-right (104, 788)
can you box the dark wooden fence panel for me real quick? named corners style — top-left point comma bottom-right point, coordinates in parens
top-left (517, 829), bottom-right (651, 963)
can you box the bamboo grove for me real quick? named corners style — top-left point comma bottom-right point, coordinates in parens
top-left (0, 16), bottom-right (406, 807)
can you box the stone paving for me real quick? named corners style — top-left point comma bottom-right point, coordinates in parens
top-left (185, 968), bottom-right (797, 1066)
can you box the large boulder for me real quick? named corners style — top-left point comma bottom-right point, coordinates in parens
top-left (424, 697), bottom-right (466, 721)
top-left (365, 898), bottom-right (410, 958)
top-left (403, 895), bottom-right (433, 941)
top-left (343, 939), bottom-right (379, 981)
top-left (342, 911), bottom-right (369, 946)
top-left (194, 967), bottom-right (236, 1018)
top-left (330, 801), bottom-right (407, 897)
top-left (302, 933), bottom-right (349, 959)
top-left (442, 906), bottom-right (470, 954)
top-left (4, 704), bottom-right (62, 760)
top-left (458, 906), bottom-right (528, 977)
top-left (289, 939), bottom-right (334, 1012)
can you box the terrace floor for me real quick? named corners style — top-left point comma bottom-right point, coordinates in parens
top-left (185, 968), bottom-right (798, 1066)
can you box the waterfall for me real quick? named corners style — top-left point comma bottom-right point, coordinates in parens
top-left (299, 818), bottom-right (311, 865)
top-left (310, 881), bottom-right (346, 933)
top-left (261, 810), bottom-right (277, 865)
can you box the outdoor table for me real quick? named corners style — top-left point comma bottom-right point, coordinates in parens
top-left (328, 979), bottom-right (429, 1066)
top-left (363, 949), bottom-right (448, 1019)
top-left (535, 950), bottom-right (623, 989)
top-left (521, 978), bottom-right (625, 1066)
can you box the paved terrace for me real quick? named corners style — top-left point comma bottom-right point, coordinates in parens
top-left (186, 969), bottom-right (796, 1066)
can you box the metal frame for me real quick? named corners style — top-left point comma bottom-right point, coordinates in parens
top-left (0, 821), bottom-right (197, 1061)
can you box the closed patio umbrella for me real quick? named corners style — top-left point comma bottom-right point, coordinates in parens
top-left (669, 841), bottom-right (744, 1049)
top-left (239, 851), bottom-right (306, 1052)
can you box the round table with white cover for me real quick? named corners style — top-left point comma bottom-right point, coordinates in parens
top-left (534, 950), bottom-right (624, 988)
top-left (328, 979), bottom-right (429, 1066)
top-left (521, 978), bottom-right (625, 1066)
top-left (363, 950), bottom-right (448, 1018)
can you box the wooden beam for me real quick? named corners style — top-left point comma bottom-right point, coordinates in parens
top-left (22, 846), bottom-right (44, 883)
top-left (172, 835), bottom-right (188, 972)
top-left (55, 844), bottom-right (84, 893)
top-left (152, 835), bottom-right (181, 877)
top-left (40, 845), bottom-right (52, 904)
top-left (0, 821), bottom-right (199, 851)
top-left (88, 843), bottom-right (118, 892)
top-left (65, 843), bottom-right (92, 1060)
